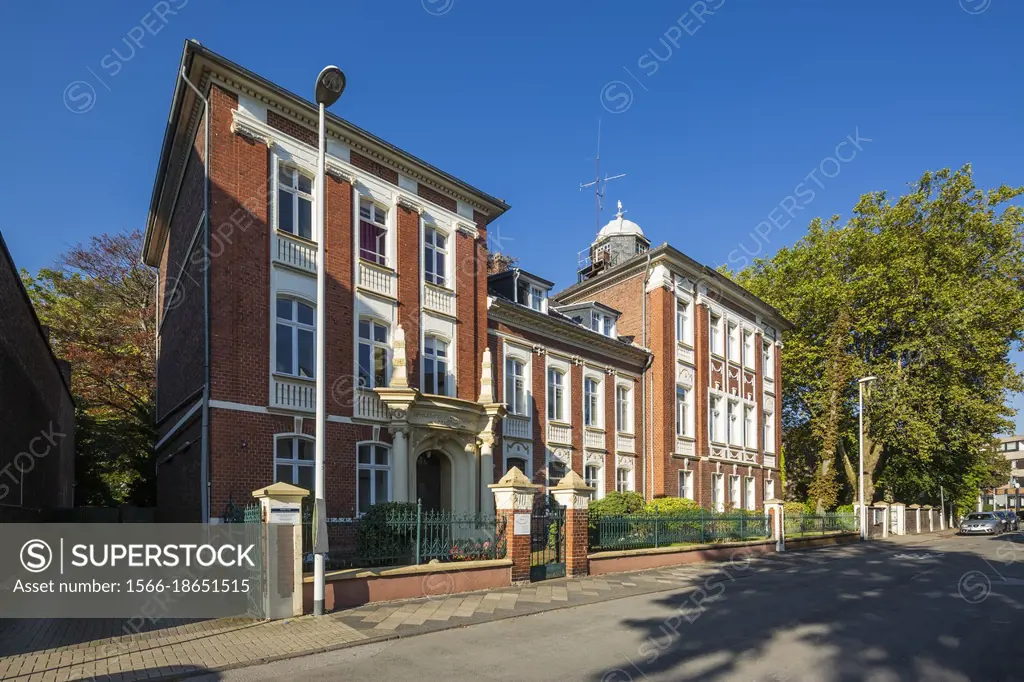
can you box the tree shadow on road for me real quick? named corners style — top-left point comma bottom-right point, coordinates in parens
top-left (588, 535), bottom-right (1024, 682)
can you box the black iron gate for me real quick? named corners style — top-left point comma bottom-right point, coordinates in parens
top-left (530, 496), bottom-right (565, 581)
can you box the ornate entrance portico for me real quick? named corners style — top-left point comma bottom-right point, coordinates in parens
top-left (374, 326), bottom-right (504, 515)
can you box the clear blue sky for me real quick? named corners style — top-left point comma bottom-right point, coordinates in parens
top-left (1, 0), bottom-right (1022, 431)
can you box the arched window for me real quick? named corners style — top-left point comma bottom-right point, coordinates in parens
top-left (275, 436), bottom-right (314, 491)
top-left (276, 297), bottom-right (315, 378)
top-left (358, 318), bottom-right (389, 389)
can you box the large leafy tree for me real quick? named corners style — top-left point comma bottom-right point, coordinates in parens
top-left (22, 230), bottom-right (156, 505)
top-left (736, 166), bottom-right (1024, 512)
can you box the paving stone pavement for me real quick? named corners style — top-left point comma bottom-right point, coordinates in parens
top-left (0, 535), bottom-right (947, 682)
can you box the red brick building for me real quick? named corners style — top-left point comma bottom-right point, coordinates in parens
top-left (555, 205), bottom-right (792, 510)
top-left (146, 43), bottom-right (508, 521)
top-left (487, 268), bottom-right (649, 499)
top-left (145, 42), bottom-right (789, 522)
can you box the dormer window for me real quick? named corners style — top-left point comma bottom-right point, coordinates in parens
top-left (529, 286), bottom-right (545, 311)
top-left (555, 302), bottom-right (621, 338)
top-left (514, 277), bottom-right (548, 311)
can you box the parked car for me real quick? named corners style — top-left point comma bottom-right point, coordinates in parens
top-left (995, 510), bottom-right (1019, 532)
top-left (959, 512), bottom-right (1002, 535)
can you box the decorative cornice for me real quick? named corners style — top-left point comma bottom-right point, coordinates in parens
top-left (207, 73), bottom-right (498, 217)
top-left (230, 110), bottom-right (274, 147)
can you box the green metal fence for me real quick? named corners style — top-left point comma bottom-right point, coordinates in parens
top-left (593, 510), bottom-right (770, 551)
top-left (784, 512), bottom-right (859, 538)
top-left (302, 502), bottom-right (506, 571)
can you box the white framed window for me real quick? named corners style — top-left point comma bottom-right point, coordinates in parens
top-left (547, 368), bottom-right (565, 421)
top-left (548, 459), bottom-right (567, 488)
top-left (742, 330), bottom-right (754, 369)
top-left (584, 377), bottom-right (601, 428)
top-left (676, 299), bottom-right (692, 346)
top-left (275, 297), bottom-right (315, 378)
top-left (358, 199), bottom-right (389, 266)
top-left (727, 322), bottom-right (739, 361)
top-left (530, 286), bottom-right (545, 312)
top-left (710, 313), bottom-right (723, 356)
top-left (357, 318), bottom-right (389, 389)
top-left (710, 395), bottom-right (724, 444)
top-left (516, 281), bottom-right (547, 311)
top-left (744, 405), bottom-right (755, 448)
top-left (765, 478), bottom-right (776, 502)
top-left (729, 474), bottom-right (741, 510)
top-left (422, 334), bottom-right (451, 396)
top-left (763, 340), bottom-right (774, 379)
top-left (764, 414), bottom-right (775, 453)
top-left (357, 443), bottom-right (391, 515)
top-left (676, 387), bottom-right (691, 437)
top-left (423, 225), bottom-right (448, 287)
top-left (678, 470), bottom-right (694, 500)
top-left (585, 464), bottom-right (602, 500)
top-left (727, 399), bottom-right (741, 446)
top-left (275, 436), bottom-right (314, 491)
top-left (505, 356), bottom-right (527, 416)
top-left (745, 476), bottom-right (756, 510)
top-left (712, 473), bottom-right (725, 512)
top-left (616, 467), bottom-right (633, 493)
top-left (277, 164), bottom-right (313, 240)
top-left (615, 385), bottom-right (632, 433)
top-left (591, 311), bottom-right (615, 337)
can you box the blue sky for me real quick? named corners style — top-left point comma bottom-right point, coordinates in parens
top-left (1, 0), bottom-right (1022, 431)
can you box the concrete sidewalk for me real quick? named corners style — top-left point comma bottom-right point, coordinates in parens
top-left (0, 535), bottom-right (948, 682)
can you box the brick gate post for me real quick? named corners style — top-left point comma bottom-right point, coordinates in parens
top-left (550, 470), bottom-right (595, 578)
top-left (489, 467), bottom-right (540, 583)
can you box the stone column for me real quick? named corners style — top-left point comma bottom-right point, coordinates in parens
top-left (489, 467), bottom-right (540, 583)
top-left (478, 347), bottom-right (504, 519)
top-left (764, 498), bottom-right (784, 552)
top-left (550, 470), bottom-right (595, 578)
top-left (252, 482), bottom-right (309, 618)
top-left (391, 427), bottom-right (409, 503)
top-left (479, 433), bottom-right (496, 517)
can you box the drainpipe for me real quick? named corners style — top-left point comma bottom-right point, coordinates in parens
top-left (180, 65), bottom-right (211, 523)
top-left (641, 253), bottom-right (653, 500)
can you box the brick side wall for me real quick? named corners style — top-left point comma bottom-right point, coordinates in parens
top-left (396, 206), bottom-right (421, 382)
top-left (325, 177), bottom-right (355, 416)
top-left (155, 106), bottom-right (206, 420)
top-left (0, 237), bottom-right (75, 509)
top-left (208, 86), bottom-right (272, 407)
top-left (155, 420), bottom-right (202, 522)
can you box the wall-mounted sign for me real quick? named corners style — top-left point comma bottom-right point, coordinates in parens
top-left (513, 513), bottom-right (530, 536)
top-left (269, 504), bottom-right (301, 525)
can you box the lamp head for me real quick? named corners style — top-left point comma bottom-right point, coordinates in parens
top-left (314, 66), bottom-right (346, 107)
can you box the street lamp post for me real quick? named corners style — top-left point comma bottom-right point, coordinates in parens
top-left (312, 65), bottom-right (346, 617)
top-left (857, 376), bottom-right (877, 540)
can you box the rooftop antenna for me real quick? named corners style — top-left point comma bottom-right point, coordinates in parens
top-left (579, 119), bottom-right (626, 235)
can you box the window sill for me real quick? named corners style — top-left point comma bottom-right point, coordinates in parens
top-left (711, 352), bottom-right (725, 361)
top-left (676, 341), bottom-right (694, 350)
top-left (274, 372), bottom-right (315, 384)
top-left (424, 280), bottom-right (455, 294)
top-left (676, 434), bottom-right (695, 442)
top-left (358, 257), bottom-right (394, 273)
top-left (275, 228), bottom-right (317, 246)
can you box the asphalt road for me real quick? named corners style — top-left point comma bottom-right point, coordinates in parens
top-left (193, 533), bottom-right (1024, 682)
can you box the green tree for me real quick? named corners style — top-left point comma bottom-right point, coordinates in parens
top-left (736, 166), bottom-right (1024, 511)
top-left (22, 230), bottom-right (156, 505)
